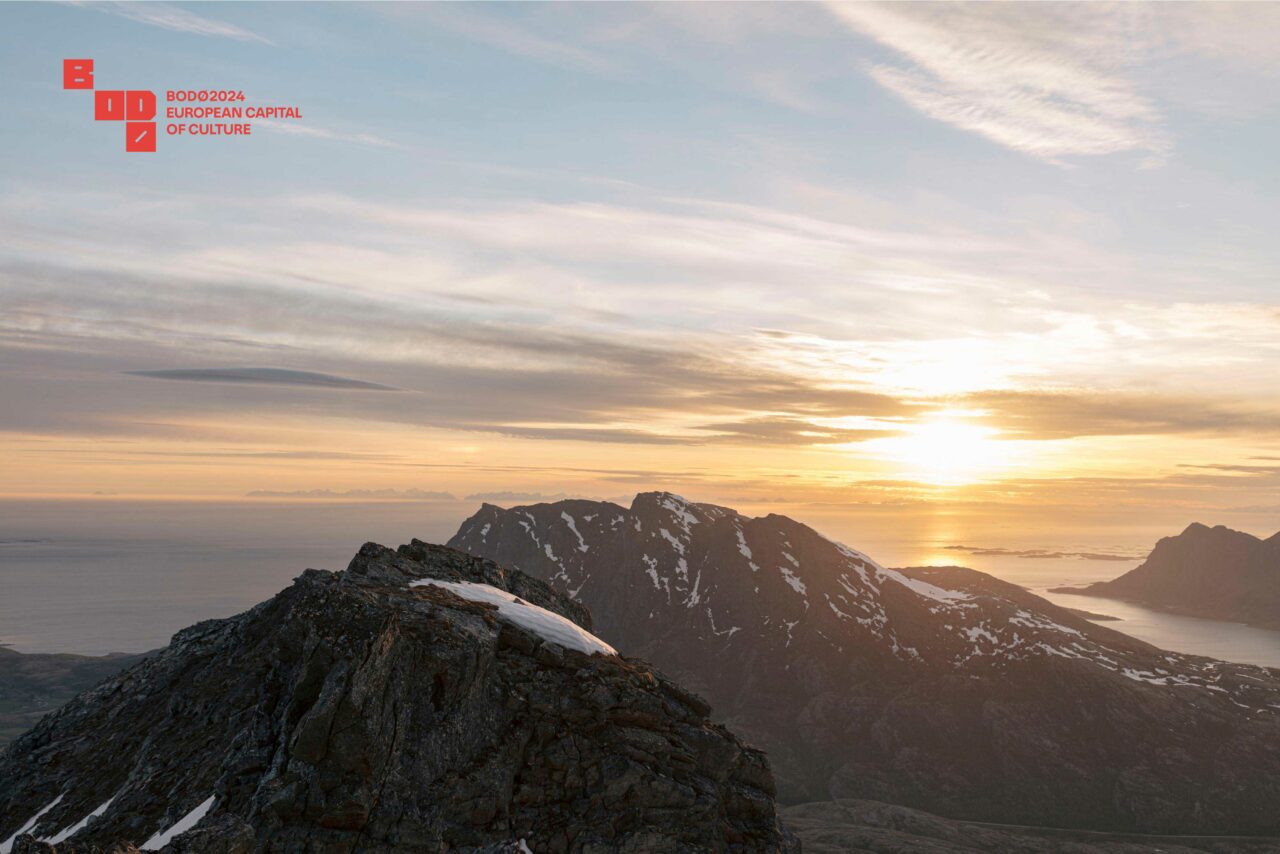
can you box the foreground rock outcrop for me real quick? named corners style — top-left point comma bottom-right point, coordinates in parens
top-left (0, 541), bottom-right (796, 853)
top-left (452, 492), bottom-right (1280, 834)
top-left (1052, 522), bottom-right (1280, 629)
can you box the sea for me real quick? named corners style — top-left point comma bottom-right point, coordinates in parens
top-left (3, 497), bottom-right (1278, 669)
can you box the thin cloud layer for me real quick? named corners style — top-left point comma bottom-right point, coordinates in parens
top-left (964, 390), bottom-right (1280, 440)
top-left (246, 488), bottom-right (456, 500)
top-left (943, 544), bottom-right (1143, 562)
top-left (828, 2), bottom-right (1169, 163)
top-left (94, 2), bottom-right (272, 44)
top-left (126, 368), bottom-right (397, 391)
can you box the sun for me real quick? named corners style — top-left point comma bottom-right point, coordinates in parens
top-left (870, 417), bottom-right (1014, 486)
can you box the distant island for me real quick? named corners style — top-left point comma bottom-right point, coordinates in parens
top-left (1050, 522), bottom-right (1280, 630)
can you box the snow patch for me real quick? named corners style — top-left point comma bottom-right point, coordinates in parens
top-left (412, 579), bottom-right (616, 656)
top-left (1008, 610), bottom-right (1082, 636)
top-left (880, 568), bottom-right (971, 603)
top-left (641, 554), bottom-right (669, 597)
top-left (783, 619), bottom-right (799, 647)
top-left (964, 626), bottom-right (998, 644)
top-left (41, 795), bottom-right (117, 845)
top-left (686, 569), bottom-right (703, 607)
top-left (658, 527), bottom-right (686, 555)
top-left (560, 512), bottom-right (589, 553)
top-left (734, 526), bottom-right (760, 571)
top-left (658, 493), bottom-right (700, 528)
top-left (2, 795), bottom-right (64, 854)
top-left (141, 795), bottom-right (216, 851)
top-left (778, 565), bottom-right (807, 597)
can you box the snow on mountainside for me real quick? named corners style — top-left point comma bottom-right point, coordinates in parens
top-left (451, 492), bottom-right (1273, 695)
top-left (450, 492), bottom-right (1280, 834)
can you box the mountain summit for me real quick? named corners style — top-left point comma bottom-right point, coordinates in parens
top-left (451, 492), bottom-right (1280, 833)
top-left (1052, 522), bottom-right (1280, 628)
top-left (0, 541), bottom-right (796, 853)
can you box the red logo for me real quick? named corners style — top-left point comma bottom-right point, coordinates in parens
top-left (63, 58), bottom-right (93, 89)
top-left (65, 59), bottom-right (157, 153)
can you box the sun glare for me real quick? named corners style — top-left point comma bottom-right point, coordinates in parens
top-left (870, 418), bottom-right (1014, 486)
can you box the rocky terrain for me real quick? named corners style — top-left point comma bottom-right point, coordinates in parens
top-left (1051, 522), bottom-right (1280, 629)
top-left (452, 492), bottom-right (1280, 834)
top-left (0, 649), bottom-right (145, 749)
top-left (0, 541), bottom-right (796, 853)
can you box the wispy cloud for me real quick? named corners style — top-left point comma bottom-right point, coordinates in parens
top-left (943, 544), bottom-right (1143, 562)
top-left (256, 120), bottom-right (405, 151)
top-left (126, 368), bottom-right (398, 391)
top-left (382, 5), bottom-right (615, 74)
top-left (964, 390), bottom-right (1280, 440)
top-left (245, 488), bottom-right (456, 500)
top-left (465, 491), bottom-right (572, 503)
top-left (827, 3), bottom-right (1169, 164)
top-left (92, 2), bottom-right (272, 45)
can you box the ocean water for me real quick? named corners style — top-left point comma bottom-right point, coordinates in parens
top-left (0, 498), bottom-right (464, 655)
top-left (1038, 590), bottom-right (1280, 668)
top-left (3, 498), bottom-right (1278, 668)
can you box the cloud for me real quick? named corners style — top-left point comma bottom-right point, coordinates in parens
top-left (465, 491), bottom-right (572, 503)
top-left (3, 187), bottom-right (1279, 479)
top-left (1178, 463), bottom-right (1280, 477)
top-left (124, 368), bottom-right (398, 391)
top-left (455, 424), bottom-right (693, 445)
top-left (382, 5), bottom-right (615, 74)
top-left (964, 390), bottom-right (1280, 440)
top-left (942, 544), bottom-right (1143, 562)
top-left (245, 488), bottom-right (457, 500)
top-left (827, 3), bottom-right (1169, 164)
top-left (92, 2), bottom-right (272, 44)
top-left (255, 121), bottom-right (405, 151)
top-left (698, 417), bottom-right (900, 445)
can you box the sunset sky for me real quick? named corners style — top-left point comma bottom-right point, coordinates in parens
top-left (3, 2), bottom-right (1280, 531)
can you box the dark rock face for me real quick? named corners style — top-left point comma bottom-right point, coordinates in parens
top-left (784, 800), bottom-right (1280, 854)
top-left (0, 541), bottom-right (796, 853)
top-left (1051, 522), bottom-right (1280, 629)
top-left (451, 492), bottom-right (1280, 834)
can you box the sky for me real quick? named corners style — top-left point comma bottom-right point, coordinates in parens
top-left (3, 1), bottom-right (1280, 540)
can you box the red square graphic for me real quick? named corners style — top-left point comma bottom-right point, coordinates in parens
top-left (95, 90), bottom-right (125, 121)
top-left (127, 91), bottom-right (156, 121)
top-left (125, 122), bottom-right (156, 152)
top-left (63, 59), bottom-right (93, 89)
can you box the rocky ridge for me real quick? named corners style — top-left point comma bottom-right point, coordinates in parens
top-left (0, 541), bottom-right (796, 853)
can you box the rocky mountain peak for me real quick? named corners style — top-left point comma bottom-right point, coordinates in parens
top-left (0, 542), bottom-right (797, 853)
top-left (1171, 521), bottom-right (1256, 543)
top-left (453, 493), bottom-right (1280, 832)
top-left (1054, 520), bottom-right (1279, 630)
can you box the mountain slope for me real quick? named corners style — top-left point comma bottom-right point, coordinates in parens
top-left (450, 492), bottom-right (1280, 834)
top-left (0, 541), bottom-right (796, 853)
top-left (1051, 523), bottom-right (1280, 628)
